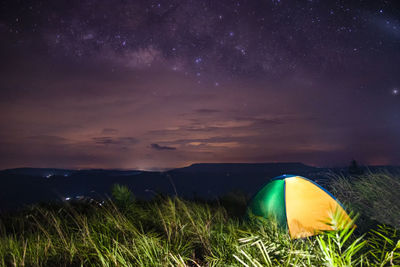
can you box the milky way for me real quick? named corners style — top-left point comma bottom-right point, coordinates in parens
top-left (0, 0), bottom-right (399, 169)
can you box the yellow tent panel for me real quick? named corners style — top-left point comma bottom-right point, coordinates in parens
top-left (285, 176), bottom-right (351, 238)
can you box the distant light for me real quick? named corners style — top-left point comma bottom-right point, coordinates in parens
top-left (65, 197), bottom-right (71, 201)
top-left (392, 88), bottom-right (399, 95)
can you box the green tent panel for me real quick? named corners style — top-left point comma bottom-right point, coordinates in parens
top-left (249, 178), bottom-right (287, 228)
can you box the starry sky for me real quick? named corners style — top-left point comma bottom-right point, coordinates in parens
top-left (0, 0), bottom-right (399, 170)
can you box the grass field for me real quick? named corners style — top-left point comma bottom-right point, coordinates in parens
top-left (1, 172), bottom-right (399, 266)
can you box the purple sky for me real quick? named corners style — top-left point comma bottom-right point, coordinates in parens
top-left (0, 0), bottom-right (399, 170)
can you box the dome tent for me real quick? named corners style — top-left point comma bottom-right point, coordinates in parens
top-left (247, 174), bottom-right (352, 239)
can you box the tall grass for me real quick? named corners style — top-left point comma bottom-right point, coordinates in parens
top-left (1, 172), bottom-right (400, 266)
top-left (329, 171), bottom-right (400, 229)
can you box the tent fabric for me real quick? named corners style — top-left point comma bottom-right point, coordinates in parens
top-left (247, 175), bottom-right (352, 239)
top-left (249, 179), bottom-right (287, 228)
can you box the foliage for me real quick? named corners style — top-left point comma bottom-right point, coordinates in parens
top-left (1, 171), bottom-right (400, 266)
top-left (366, 225), bottom-right (400, 266)
top-left (348, 160), bottom-right (364, 175)
top-left (329, 171), bottom-right (400, 228)
top-left (316, 210), bottom-right (366, 267)
top-left (111, 184), bottom-right (135, 210)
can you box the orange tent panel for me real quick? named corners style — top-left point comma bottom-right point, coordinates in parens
top-left (285, 176), bottom-right (351, 238)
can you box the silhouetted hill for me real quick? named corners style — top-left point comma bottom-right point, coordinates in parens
top-left (2, 168), bottom-right (142, 177)
top-left (3, 162), bottom-right (397, 211)
top-left (2, 168), bottom-right (75, 177)
top-left (166, 162), bottom-right (326, 199)
top-left (176, 162), bottom-right (316, 173)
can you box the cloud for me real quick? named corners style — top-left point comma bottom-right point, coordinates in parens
top-left (0, 135), bottom-right (139, 169)
top-left (92, 136), bottom-right (138, 146)
top-left (27, 135), bottom-right (70, 143)
top-left (102, 128), bottom-right (118, 134)
top-left (124, 46), bottom-right (164, 69)
top-left (151, 143), bottom-right (177, 150)
top-left (194, 109), bottom-right (221, 114)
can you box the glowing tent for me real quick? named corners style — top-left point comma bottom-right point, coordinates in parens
top-left (247, 175), bottom-right (352, 239)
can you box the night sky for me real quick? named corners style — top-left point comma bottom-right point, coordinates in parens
top-left (0, 0), bottom-right (399, 170)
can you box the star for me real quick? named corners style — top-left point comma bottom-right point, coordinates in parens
top-left (392, 88), bottom-right (399, 96)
